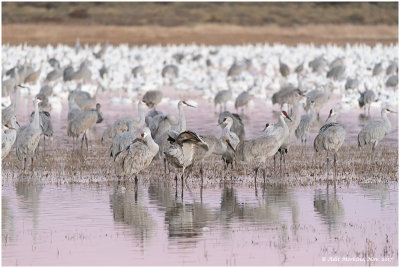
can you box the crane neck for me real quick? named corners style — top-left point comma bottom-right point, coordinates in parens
top-left (31, 100), bottom-right (40, 130)
top-left (279, 114), bottom-right (289, 131)
top-left (325, 114), bottom-right (337, 124)
top-left (12, 87), bottom-right (20, 111)
top-left (145, 135), bottom-right (159, 151)
top-left (381, 110), bottom-right (391, 131)
top-left (177, 102), bottom-right (186, 132)
top-left (137, 103), bottom-right (145, 127)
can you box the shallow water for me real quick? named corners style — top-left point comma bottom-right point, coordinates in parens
top-left (2, 180), bottom-right (398, 266)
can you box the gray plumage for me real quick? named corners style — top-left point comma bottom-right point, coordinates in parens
top-left (358, 108), bottom-right (394, 154)
top-left (48, 58), bottom-right (60, 68)
top-left (149, 114), bottom-right (175, 140)
top-left (279, 58), bottom-right (290, 77)
top-left (218, 111), bottom-right (245, 141)
top-left (385, 75), bottom-right (398, 88)
top-left (2, 119), bottom-right (17, 160)
top-left (110, 121), bottom-right (136, 161)
top-left (2, 86), bottom-right (20, 127)
top-left (161, 64), bottom-right (178, 78)
top-left (386, 61), bottom-right (398, 75)
top-left (93, 40), bottom-right (109, 59)
top-left (308, 56), bottom-right (326, 73)
top-left (172, 53), bottom-right (185, 64)
top-left (145, 109), bottom-right (164, 127)
top-left (114, 127), bottom-right (159, 179)
top-left (99, 65), bottom-right (107, 79)
top-left (272, 85), bottom-right (300, 109)
top-left (214, 85), bottom-right (232, 111)
top-left (295, 62), bottom-right (304, 73)
top-left (314, 109), bottom-right (346, 176)
top-left (219, 117), bottom-right (240, 168)
top-left (227, 59), bottom-right (251, 78)
top-left (234, 82), bottom-right (255, 113)
top-left (345, 77), bottom-right (359, 90)
top-left (46, 66), bottom-right (63, 82)
top-left (132, 65), bottom-right (144, 78)
top-left (295, 102), bottom-right (316, 147)
top-left (142, 90), bottom-right (163, 109)
top-left (304, 88), bottom-right (329, 118)
top-left (327, 65), bottom-right (346, 80)
top-left (372, 62), bottom-right (383, 76)
top-left (24, 65), bottom-right (41, 84)
top-left (29, 111), bottom-right (53, 138)
top-left (70, 85), bottom-right (100, 110)
top-left (16, 97), bottom-right (42, 170)
top-left (329, 57), bottom-right (344, 69)
top-left (358, 89), bottom-right (376, 115)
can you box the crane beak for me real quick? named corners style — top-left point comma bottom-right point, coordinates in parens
top-left (285, 114), bottom-right (292, 121)
top-left (262, 126), bottom-right (267, 132)
top-left (16, 121), bottom-right (20, 127)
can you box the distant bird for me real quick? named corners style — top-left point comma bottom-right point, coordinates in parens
top-left (114, 127), bottom-right (159, 184)
top-left (2, 120), bottom-right (17, 160)
top-left (231, 135), bottom-right (280, 185)
top-left (67, 103), bottom-right (104, 150)
top-left (214, 83), bottom-right (232, 112)
top-left (327, 65), bottom-right (346, 81)
top-left (101, 100), bottom-right (146, 143)
top-left (110, 121), bottom-right (136, 160)
top-left (234, 81), bottom-right (255, 113)
top-left (358, 108), bottom-right (396, 160)
top-left (16, 97), bottom-right (42, 170)
top-left (70, 85), bottom-right (101, 110)
top-left (99, 65), bottom-right (108, 79)
top-left (314, 108), bottom-right (346, 177)
top-left (385, 75), bottom-right (398, 89)
top-left (345, 77), bottom-right (359, 90)
top-left (263, 111), bottom-right (292, 171)
top-left (172, 53), bottom-right (185, 64)
top-left (272, 85), bottom-right (301, 111)
top-left (2, 85), bottom-right (20, 127)
top-left (149, 113), bottom-right (176, 140)
top-left (296, 101), bottom-right (316, 149)
top-left (279, 58), bottom-right (290, 77)
top-left (142, 90), bottom-right (163, 109)
top-left (358, 87), bottom-right (376, 115)
top-left (132, 65), bottom-right (145, 78)
top-left (46, 64), bottom-right (63, 82)
top-left (218, 111), bottom-right (245, 141)
top-left (309, 56), bottom-right (326, 73)
top-left (24, 64), bottom-right (42, 84)
top-left (67, 93), bottom-right (82, 122)
top-left (329, 57), bottom-right (344, 69)
top-left (48, 58), bottom-right (60, 68)
top-left (93, 40), bottom-right (109, 59)
top-left (164, 130), bottom-right (209, 186)
top-left (372, 62), bottom-right (383, 76)
top-left (227, 59), bottom-right (251, 79)
top-left (386, 61), bottom-right (398, 75)
top-left (295, 62), bottom-right (304, 73)
top-left (145, 109), bottom-right (164, 127)
top-left (162, 64), bottom-right (178, 84)
top-left (19, 111), bottom-right (53, 151)
top-left (304, 87), bottom-right (329, 119)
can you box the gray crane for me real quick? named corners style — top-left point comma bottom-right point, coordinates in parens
top-left (161, 64), bottom-right (178, 85)
top-left (19, 111), bottom-right (53, 152)
top-left (114, 127), bottom-right (159, 185)
top-left (304, 87), bottom-right (329, 119)
top-left (358, 108), bottom-right (396, 161)
top-left (164, 130), bottom-right (209, 191)
top-left (47, 58), bottom-right (60, 68)
top-left (295, 101), bottom-right (316, 149)
top-left (218, 111), bottom-right (245, 141)
top-left (132, 65), bottom-right (145, 78)
top-left (46, 63), bottom-right (63, 82)
top-left (327, 64), bottom-right (346, 81)
top-left (24, 64), bottom-right (42, 84)
top-left (308, 56), bottom-right (326, 73)
top-left (110, 121), bottom-right (136, 160)
top-left (314, 108), bottom-right (346, 177)
top-left (227, 59), bottom-right (251, 79)
top-left (385, 75), bottom-right (398, 89)
top-left (214, 83), bottom-right (232, 112)
top-left (271, 85), bottom-right (301, 111)
top-left (358, 86), bottom-right (376, 116)
top-left (2, 85), bottom-right (20, 127)
top-left (99, 65), bottom-right (108, 79)
top-left (93, 40), bottom-right (109, 59)
top-left (234, 81), bottom-right (255, 114)
top-left (295, 62), bottom-right (304, 73)
top-left (372, 62), bottom-right (383, 76)
top-left (345, 77), bottom-right (359, 90)
top-left (263, 111), bottom-right (292, 171)
top-left (16, 97), bottom-right (42, 170)
top-left (67, 93), bottom-right (82, 122)
top-left (219, 116), bottom-right (240, 170)
top-left (386, 61), bottom-right (398, 75)
top-left (67, 103), bottom-right (104, 151)
top-left (2, 118), bottom-right (17, 160)
top-left (145, 109), bottom-right (164, 127)
top-left (329, 57), bottom-right (344, 69)
top-left (142, 90), bottom-right (163, 109)
top-left (279, 58), bottom-right (290, 77)
top-left (149, 114), bottom-right (176, 140)
top-left (101, 100), bottom-right (146, 143)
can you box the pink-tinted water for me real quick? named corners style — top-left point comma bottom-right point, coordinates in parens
top-left (1, 181), bottom-right (398, 266)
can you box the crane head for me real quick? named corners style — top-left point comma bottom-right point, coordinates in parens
top-left (386, 108), bottom-right (396, 114)
top-left (281, 111), bottom-right (292, 121)
top-left (262, 123), bottom-right (270, 132)
top-left (182, 100), bottom-right (196, 108)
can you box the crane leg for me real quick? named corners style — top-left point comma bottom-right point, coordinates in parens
top-left (200, 162), bottom-right (204, 185)
top-left (43, 136), bottom-right (46, 153)
top-left (23, 157), bottom-right (26, 171)
top-left (81, 135), bottom-right (84, 150)
top-left (279, 151), bottom-right (283, 174)
top-left (85, 133), bottom-right (89, 151)
top-left (163, 158), bottom-right (168, 174)
top-left (254, 167), bottom-right (259, 187)
top-left (262, 168), bottom-right (266, 184)
top-left (134, 175), bottom-right (138, 186)
top-left (334, 152), bottom-right (337, 178)
top-left (175, 175), bottom-right (178, 198)
top-left (273, 153), bottom-right (276, 172)
top-left (326, 152), bottom-right (329, 179)
top-left (181, 168), bottom-right (185, 198)
top-left (31, 157), bottom-right (34, 171)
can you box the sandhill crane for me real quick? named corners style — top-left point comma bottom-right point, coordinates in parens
top-left (218, 111), bottom-right (245, 141)
top-left (345, 77), bottom-right (359, 90)
top-left (358, 108), bottom-right (396, 161)
top-left (46, 63), bottom-right (62, 82)
top-left (149, 114), bottom-right (176, 140)
top-left (19, 111), bottom-right (54, 152)
top-left (309, 56), bottom-right (326, 73)
top-left (67, 103), bottom-right (104, 151)
top-left (227, 59), bottom-right (251, 79)
top-left (214, 83), bottom-right (232, 112)
top-left (231, 134), bottom-right (280, 185)
top-left (314, 108), bottom-right (346, 177)
top-left (218, 116), bottom-right (240, 170)
top-left (67, 93), bottom-right (82, 122)
top-left (2, 119), bottom-right (17, 160)
top-left (24, 64), bottom-right (42, 84)
top-left (358, 87), bottom-right (376, 115)
top-left (372, 62), bottom-right (383, 76)
top-left (385, 75), bottom-right (398, 89)
top-left (164, 130), bottom-right (209, 188)
top-left (271, 85), bottom-right (300, 111)
top-left (386, 61), bottom-right (398, 75)
top-left (93, 40), bottom-right (109, 59)
top-left (161, 64), bottom-right (178, 85)
top-left (48, 58), bottom-right (60, 68)
top-left (142, 90), bottom-right (163, 109)
top-left (327, 64), bottom-right (346, 81)
top-left (132, 65), bottom-right (145, 78)
top-left (329, 57), bottom-right (344, 69)
top-left (263, 111), bottom-right (292, 171)
top-left (154, 101), bottom-right (195, 172)
top-left (304, 87), bottom-right (329, 119)
top-left (99, 65), bottom-right (107, 79)
top-left (296, 101), bottom-right (316, 149)
top-left (145, 109), bottom-right (164, 127)
top-left (172, 52), bottom-right (185, 64)
top-left (101, 100), bottom-right (146, 143)
top-left (110, 121), bottom-right (136, 160)
top-left (72, 85), bottom-right (101, 110)
top-left (2, 85), bottom-right (20, 127)
top-left (234, 82), bottom-right (254, 114)
top-left (16, 97), bottom-right (42, 170)
top-left (295, 62), bottom-right (304, 73)
top-left (279, 58), bottom-right (290, 77)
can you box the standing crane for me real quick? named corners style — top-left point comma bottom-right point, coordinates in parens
top-left (314, 109), bottom-right (346, 177)
top-left (2, 116), bottom-right (17, 160)
top-left (358, 108), bottom-right (396, 161)
top-left (114, 127), bottom-right (159, 185)
top-left (279, 58), bottom-right (290, 77)
top-left (142, 90), bottom-right (163, 109)
top-left (2, 85), bottom-right (21, 127)
top-left (218, 116), bottom-right (240, 170)
top-left (16, 97), bottom-right (42, 170)
top-left (218, 111), bottom-right (245, 141)
top-left (296, 101), bottom-right (316, 150)
top-left (214, 82), bottom-right (233, 112)
top-left (67, 103), bottom-right (104, 151)
top-left (358, 86), bottom-right (376, 116)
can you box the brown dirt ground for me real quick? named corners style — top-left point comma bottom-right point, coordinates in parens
top-left (2, 24), bottom-right (398, 46)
